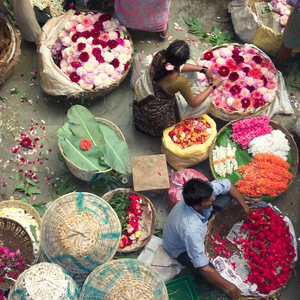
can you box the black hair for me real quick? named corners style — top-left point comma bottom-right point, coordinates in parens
top-left (154, 40), bottom-right (190, 81)
top-left (182, 178), bottom-right (213, 207)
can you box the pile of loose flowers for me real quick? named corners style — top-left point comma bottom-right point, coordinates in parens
top-left (270, 0), bottom-right (293, 28)
top-left (51, 11), bottom-right (133, 90)
top-left (197, 45), bottom-right (277, 113)
top-left (211, 116), bottom-right (293, 199)
top-left (168, 117), bottom-right (212, 149)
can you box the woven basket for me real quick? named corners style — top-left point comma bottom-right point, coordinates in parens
top-left (0, 200), bottom-right (41, 262)
top-left (79, 258), bottom-right (169, 300)
top-left (8, 262), bottom-right (79, 300)
top-left (0, 13), bottom-right (21, 85)
top-left (40, 192), bottom-right (121, 274)
top-left (205, 203), bottom-right (294, 299)
top-left (102, 188), bottom-right (157, 253)
top-left (209, 119), bottom-right (299, 201)
top-left (0, 218), bottom-right (34, 289)
top-left (197, 43), bottom-right (277, 121)
top-left (58, 117), bottom-right (126, 181)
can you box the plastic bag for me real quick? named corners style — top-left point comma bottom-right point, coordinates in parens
top-left (161, 114), bottom-right (217, 170)
top-left (167, 168), bottom-right (209, 211)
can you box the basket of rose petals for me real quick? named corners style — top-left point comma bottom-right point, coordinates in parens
top-left (161, 114), bottom-right (217, 170)
top-left (102, 188), bottom-right (156, 253)
top-left (37, 10), bottom-right (133, 98)
top-left (209, 115), bottom-right (298, 201)
top-left (197, 43), bottom-right (278, 121)
top-left (0, 13), bottom-right (21, 85)
top-left (205, 202), bottom-right (297, 299)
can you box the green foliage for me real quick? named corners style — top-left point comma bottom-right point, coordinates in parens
top-left (183, 16), bottom-right (235, 46)
top-left (58, 105), bottom-right (131, 174)
top-left (261, 3), bottom-right (275, 14)
top-left (109, 193), bottom-right (131, 231)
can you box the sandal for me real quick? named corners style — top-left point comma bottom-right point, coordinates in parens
top-left (159, 26), bottom-right (169, 39)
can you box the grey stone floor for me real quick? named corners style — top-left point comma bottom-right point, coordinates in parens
top-left (0, 0), bottom-right (300, 299)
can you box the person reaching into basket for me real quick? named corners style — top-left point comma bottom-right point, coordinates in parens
top-left (133, 40), bottom-right (222, 137)
top-left (162, 178), bottom-right (250, 300)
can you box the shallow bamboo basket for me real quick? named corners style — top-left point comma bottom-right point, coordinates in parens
top-left (205, 203), bottom-right (295, 300)
top-left (0, 218), bottom-right (34, 289)
top-left (197, 43), bottom-right (277, 121)
top-left (8, 262), bottom-right (79, 300)
top-left (102, 188), bottom-right (157, 253)
top-left (209, 119), bottom-right (299, 201)
top-left (40, 192), bottom-right (121, 275)
top-left (79, 259), bottom-right (168, 300)
top-left (58, 117), bottom-right (126, 181)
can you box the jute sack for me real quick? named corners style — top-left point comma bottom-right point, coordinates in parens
top-left (228, 0), bottom-right (300, 56)
top-left (161, 114), bottom-right (217, 170)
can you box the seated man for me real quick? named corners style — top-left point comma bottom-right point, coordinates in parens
top-left (162, 178), bottom-right (250, 300)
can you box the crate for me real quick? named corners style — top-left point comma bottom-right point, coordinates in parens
top-left (166, 276), bottom-right (199, 300)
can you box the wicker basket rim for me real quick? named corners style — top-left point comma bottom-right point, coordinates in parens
top-left (0, 13), bottom-right (15, 64)
top-left (58, 117), bottom-right (125, 175)
top-left (208, 119), bottom-right (299, 201)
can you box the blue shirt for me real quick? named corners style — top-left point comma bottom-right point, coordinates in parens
top-left (162, 179), bottom-right (231, 268)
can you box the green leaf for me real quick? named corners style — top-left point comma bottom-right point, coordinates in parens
top-left (29, 225), bottom-right (38, 242)
top-left (9, 173), bottom-right (23, 181)
top-left (25, 177), bottom-right (37, 186)
top-left (98, 122), bottom-right (131, 174)
top-left (32, 202), bottom-right (48, 215)
top-left (16, 183), bottom-right (26, 190)
top-left (182, 16), bottom-right (194, 26)
top-left (26, 187), bottom-right (42, 195)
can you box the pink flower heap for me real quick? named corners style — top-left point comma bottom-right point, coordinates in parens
top-left (198, 45), bottom-right (277, 112)
top-left (271, 0), bottom-right (292, 27)
top-left (51, 12), bottom-right (132, 90)
top-left (230, 116), bottom-right (272, 149)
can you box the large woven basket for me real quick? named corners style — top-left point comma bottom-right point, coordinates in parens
top-left (102, 188), bottom-right (157, 253)
top-left (40, 192), bottom-right (121, 274)
top-left (79, 258), bottom-right (169, 300)
top-left (0, 218), bottom-right (34, 289)
top-left (58, 117), bottom-right (126, 181)
top-left (8, 262), bottom-right (79, 300)
top-left (209, 119), bottom-right (298, 201)
top-left (0, 200), bottom-right (41, 262)
top-left (0, 13), bottom-right (21, 85)
top-left (197, 43), bottom-right (277, 121)
top-left (205, 203), bottom-right (294, 299)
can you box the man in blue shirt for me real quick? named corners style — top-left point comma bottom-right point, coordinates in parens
top-left (163, 178), bottom-right (250, 300)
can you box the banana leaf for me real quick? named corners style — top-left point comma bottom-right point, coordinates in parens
top-left (98, 122), bottom-right (131, 174)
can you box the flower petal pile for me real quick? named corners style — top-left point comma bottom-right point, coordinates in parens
top-left (51, 11), bottom-right (133, 90)
top-left (169, 117), bottom-right (211, 149)
top-left (198, 45), bottom-right (277, 112)
top-left (234, 206), bottom-right (296, 294)
top-left (270, 0), bottom-right (292, 27)
top-left (236, 153), bottom-right (293, 198)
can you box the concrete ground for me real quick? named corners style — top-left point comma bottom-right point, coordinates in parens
top-left (0, 0), bottom-right (299, 299)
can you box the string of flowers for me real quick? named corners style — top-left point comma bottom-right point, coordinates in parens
top-left (169, 117), bottom-right (212, 149)
top-left (212, 143), bottom-right (238, 177)
top-left (30, 0), bottom-right (65, 18)
top-left (236, 153), bottom-right (293, 198)
top-left (233, 206), bottom-right (296, 294)
top-left (0, 241), bottom-right (26, 282)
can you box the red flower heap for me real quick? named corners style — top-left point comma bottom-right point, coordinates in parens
top-left (235, 206), bottom-right (296, 294)
top-left (119, 193), bottom-right (143, 248)
top-left (169, 117), bottom-right (211, 149)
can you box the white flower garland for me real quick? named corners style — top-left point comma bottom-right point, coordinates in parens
top-left (248, 130), bottom-right (290, 161)
top-left (212, 144), bottom-right (238, 177)
top-left (30, 0), bottom-right (65, 18)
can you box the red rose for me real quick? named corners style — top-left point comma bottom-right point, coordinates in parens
top-left (232, 54), bottom-right (244, 64)
top-left (82, 31), bottom-right (91, 39)
top-left (70, 72), bottom-right (80, 83)
top-left (77, 43), bottom-right (86, 51)
top-left (124, 61), bottom-right (130, 71)
top-left (245, 85), bottom-right (255, 93)
top-left (218, 66), bottom-right (230, 77)
top-left (91, 29), bottom-right (101, 38)
top-left (252, 55), bottom-right (262, 64)
top-left (242, 67), bottom-right (250, 74)
top-left (98, 40), bottom-right (108, 48)
top-left (79, 52), bottom-right (90, 62)
top-left (80, 139), bottom-right (92, 151)
top-left (110, 58), bottom-right (120, 68)
top-left (203, 51), bottom-right (214, 60)
top-left (229, 84), bottom-right (241, 96)
top-left (71, 61), bottom-right (82, 68)
top-left (96, 55), bottom-right (105, 63)
top-left (253, 98), bottom-right (264, 108)
top-left (71, 32), bottom-right (81, 42)
top-left (228, 72), bottom-right (239, 82)
top-left (20, 137), bottom-right (32, 148)
top-left (92, 48), bottom-right (102, 58)
top-left (92, 38), bottom-right (101, 45)
top-left (99, 13), bottom-right (112, 22)
top-left (94, 21), bottom-right (104, 31)
top-left (107, 40), bottom-right (118, 49)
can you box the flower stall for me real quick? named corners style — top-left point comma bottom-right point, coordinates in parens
top-left (0, 13), bottom-right (21, 85)
top-left (0, 218), bottom-right (33, 289)
top-left (102, 188), bottom-right (156, 253)
top-left (206, 202), bottom-right (297, 299)
top-left (197, 44), bottom-right (278, 121)
top-left (37, 9), bottom-right (133, 98)
top-left (8, 262), bottom-right (79, 300)
top-left (209, 116), bottom-right (298, 201)
top-left (228, 0), bottom-right (300, 56)
top-left (79, 259), bottom-right (168, 300)
top-left (161, 114), bottom-right (217, 170)
top-left (58, 105), bottom-right (131, 181)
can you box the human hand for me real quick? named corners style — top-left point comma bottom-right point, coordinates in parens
top-left (205, 69), bottom-right (214, 82)
top-left (241, 206), bottom-right (250, 222)
top-left (212, 75), bottom-right (222, 87)
top-left (223, 283), bottom-right (241, 300)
